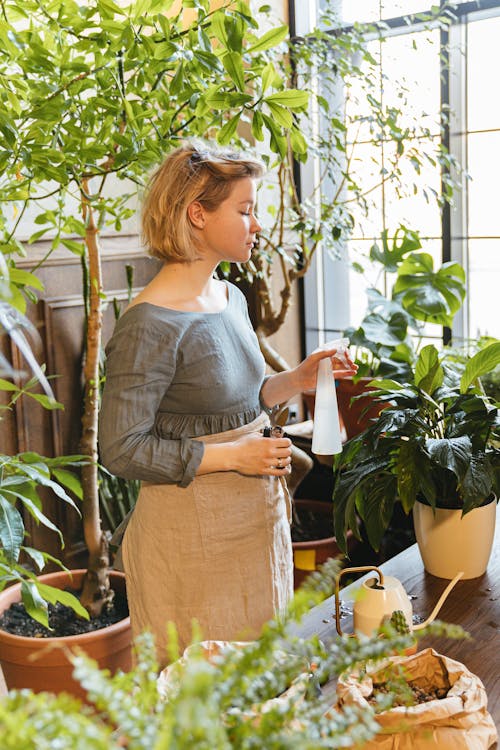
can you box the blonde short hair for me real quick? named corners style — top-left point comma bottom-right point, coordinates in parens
top-left (141, 142), bottom-right (265, 263)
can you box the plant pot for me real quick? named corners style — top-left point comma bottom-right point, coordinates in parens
top-left (413, 498), bottom-right (497, 580)
top-left (292, 499), bottom-right (355, 589)
top-left (335, 377), bottom-right (385, 440)
top-left (0, 569), bottom-right (132, 699)
top-left (303, 378), bottom-right (384, 441)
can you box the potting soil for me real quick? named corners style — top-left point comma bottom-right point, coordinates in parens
top-left (0, 591), bottom-right (128, 638)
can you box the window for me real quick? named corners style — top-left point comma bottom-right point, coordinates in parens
top-left (293, 0), bottom-right (500, 352)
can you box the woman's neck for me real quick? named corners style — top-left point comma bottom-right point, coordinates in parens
top-left (129, 260), bottom-right (227, 313)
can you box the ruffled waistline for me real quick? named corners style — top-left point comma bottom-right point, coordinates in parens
top-left (154, 405), bottom-right (263, 439)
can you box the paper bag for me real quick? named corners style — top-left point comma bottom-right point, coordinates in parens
top-left (336, 647), bottom-right (498, 749)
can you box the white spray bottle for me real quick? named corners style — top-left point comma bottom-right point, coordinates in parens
top-left (311, 338), bottom-right (350, 456)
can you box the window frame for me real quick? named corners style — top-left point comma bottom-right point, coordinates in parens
top-left (291, 0), bottom-right (500, 353)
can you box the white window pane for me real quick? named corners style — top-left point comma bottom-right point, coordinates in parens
top-left (380, 29), bottom-right (441, 136)
top-left (346, 239), bottom-right (381, 327)
top-left (468, 239), bottom-right (500, 338)
top-left (467, 16), bottom-right (500, 133)
top-left (335, 0), bottom-right (380, 25)
top-left (382, 2), bottom-right (436, 18)
top-left (468, 131), bottom-right (500, 237)
top-left (345, 141), bottom-right (384, 238)
top-left (382, 138), bottom-right (442, 235)
top-left (344, 39), bottom-right (382, 143)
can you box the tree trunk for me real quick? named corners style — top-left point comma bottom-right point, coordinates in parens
top-left (78, 184), bottom-right (113, 617)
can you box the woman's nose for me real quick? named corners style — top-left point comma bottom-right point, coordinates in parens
top-left (252, 214), bottom-right (262, 233)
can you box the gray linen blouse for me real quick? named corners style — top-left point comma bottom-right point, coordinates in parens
top-left (98, 281), bottom-right (267, 488)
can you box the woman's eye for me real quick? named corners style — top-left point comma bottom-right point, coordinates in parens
top-left (241, 211), bottom-right (251, 216)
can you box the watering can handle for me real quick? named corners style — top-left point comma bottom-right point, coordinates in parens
top-left (334, 566), bottom-right (384, 637)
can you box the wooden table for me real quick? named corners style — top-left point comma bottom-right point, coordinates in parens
top-left (292, 518), bottom-right (500, 740)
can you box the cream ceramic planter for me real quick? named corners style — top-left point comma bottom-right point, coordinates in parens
top-left (413, 498), bottom-right (497, 580)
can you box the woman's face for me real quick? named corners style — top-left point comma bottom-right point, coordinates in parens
top-left (195, 177), bottom-right (262, 264)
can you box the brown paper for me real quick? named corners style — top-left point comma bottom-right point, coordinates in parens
top-left (337, 647), bottom-right (498, 749)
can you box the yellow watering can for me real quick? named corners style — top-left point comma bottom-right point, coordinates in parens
top-left (334, 565), bottom-right (464, 637)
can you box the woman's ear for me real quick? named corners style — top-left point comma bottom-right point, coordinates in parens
top-left (187, 200), bottom-right (205, 229)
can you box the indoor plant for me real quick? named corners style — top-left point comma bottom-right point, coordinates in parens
top-left (337, 225), bottom-right (466, 438)
top-left (331, 341), bottom-right (500, 578)
top-left (0, 273), bottom-right (89, 627)
top-left (228, 5), bottom-right (460, 375)
top-left (0, 286), bottom-right (129, 696)
top-left (0, 0), bottom-right (310, 616)
top-left (0, 562), bottom-right (465, 749)
top-left (0, 0), bottom-right (314, 694)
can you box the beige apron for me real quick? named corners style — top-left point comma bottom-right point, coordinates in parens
top-left (122, 413), bottom-right (293, 666)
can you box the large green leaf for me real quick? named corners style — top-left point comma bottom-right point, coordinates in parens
top-left (20, 581), bottom-right (49, 629)
top-left (356, 475), bottom-right (396, 551)
top-left (426, 435), bottom-right (472, 482)
top-left (1, 490), bottom-right (63, 543)
top-left (222, 52), bottom-right (245, 92)
top-left (394, 254), bottom-right (466, 326)
top-left (51, 468), bottom-right (83, 500)
top-left (361, 311), bottom-right (408, 347)
top-left (265, 90), bottom-right (309, 109)
top-left (396, 441), bottom-right (421, 513)
top-left (246, 24), bottom-right (289, 53)
top-left (0, 495), bottom-right (24, 561)
top-left (461, 454), bottom-right (494, 513)
top-left (332, 455), bottom-right (390, 553)
top-left (414, 345), bottom-right (443, 394)
top-left (36, 582), bottom-right (90, 620)
top-left (12, 462), bottom-right (79, 511)
top-left (460, 341), bottom-right (500, 393)
top-left (369, 226), bottom-right (421, 273)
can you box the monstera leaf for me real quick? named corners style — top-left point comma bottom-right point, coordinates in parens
top-left (394, 253), bottom-right (466, 326)
top-left (369, 226), bottom-right (422, 273)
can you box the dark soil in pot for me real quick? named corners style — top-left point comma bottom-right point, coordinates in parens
top-left (291, 503), bottom-right (332, 543)
top-left (0, 589), bottom-right (128, 638)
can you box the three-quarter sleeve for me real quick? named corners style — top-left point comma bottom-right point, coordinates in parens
top-left (98, 318), bottom-right (204, 487)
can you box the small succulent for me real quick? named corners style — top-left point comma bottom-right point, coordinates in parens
top-left (389, 609), bottom-right (411, 635)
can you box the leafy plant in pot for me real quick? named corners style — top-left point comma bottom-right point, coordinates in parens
top-left (337, 225), bottom-right (466, 439)
top-left (0, 562), bottom-right (467, 750)
top-left (0, 291), bottom-right (116, 695)
top-left (331, 342), bottom-right (500, 579)
top-left (0, 0), bottom-right (317, 693)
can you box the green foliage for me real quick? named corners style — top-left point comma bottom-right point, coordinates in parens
top-left (0, 264), bottom-right (88, 627)
top-left (332, 343), bottom-right (500, 553)
top-left (0, 449), bottom-right (89, 628)
top-left (0, 560), bottom-right (466, 748)
top-left (388, 609), bottom-right (410, 636)
top-left (0, 0), bottom-right (311, 612)
top-left (0, 0), bottom-right (308, 296)
top-left (344, 227), bottom-right (466, 379)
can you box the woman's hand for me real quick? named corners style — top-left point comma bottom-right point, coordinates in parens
top-left (295, 346), bottom-right (358, 393)
top-left (230, 433), bottom-right (292, 477)
top-left (259, 347), bottom-right (358, 411)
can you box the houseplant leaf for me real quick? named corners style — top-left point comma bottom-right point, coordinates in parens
top-left (414, 344), bottom-right (443, 395)
top-left (460, 341), bottom-right (500, 393)
top-left (426, 435), bottom-right (472, 483)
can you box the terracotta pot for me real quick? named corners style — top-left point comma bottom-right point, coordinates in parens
top-left (0, 569), bottom-right (132, 699)
top-left (413, 498), bottom-right (497, 580)
top-left (303, 377), bottom-right (384, 441)
top-left (335, 377), bottom-right (385, 440)
top-left (292, 499), bottom-right (355, 589)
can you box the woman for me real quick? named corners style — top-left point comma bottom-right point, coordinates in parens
top-left (99, 142), bottom-right (356, 665)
